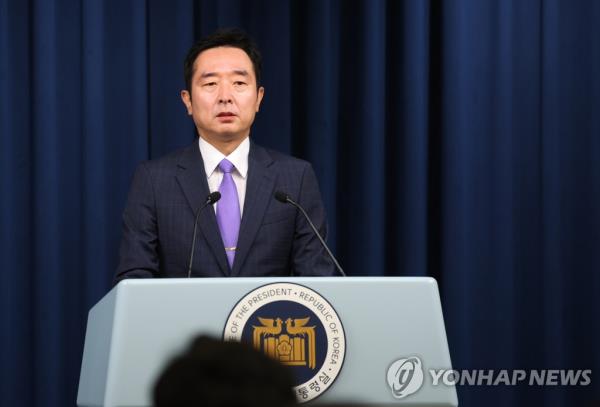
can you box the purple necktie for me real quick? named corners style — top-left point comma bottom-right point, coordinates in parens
top-left (216, 159), bottom-right (240, 268)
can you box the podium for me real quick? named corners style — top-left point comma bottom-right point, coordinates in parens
top-left (77, 277), bottom-right (458, 406)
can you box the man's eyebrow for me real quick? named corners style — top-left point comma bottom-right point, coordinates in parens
top-left (199, 69), bottom-right (249, 79)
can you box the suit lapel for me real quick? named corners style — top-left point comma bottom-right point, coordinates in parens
top-left (175, 143), bottom-right (229, 276)
top-left (231, 143), bottom-right (276, 276)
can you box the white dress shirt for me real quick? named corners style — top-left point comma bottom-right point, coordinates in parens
top-left (198, 136), bottom-right (249, 216)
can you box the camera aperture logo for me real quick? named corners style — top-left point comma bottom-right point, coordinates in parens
top-left (387, 356), bottom-right (424, 399)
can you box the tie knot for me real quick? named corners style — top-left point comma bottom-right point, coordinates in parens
top-left (219, 159), bottom-right (235, 174)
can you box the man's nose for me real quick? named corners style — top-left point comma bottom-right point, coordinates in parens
top-left (217, 84), bottom-right (233, 104)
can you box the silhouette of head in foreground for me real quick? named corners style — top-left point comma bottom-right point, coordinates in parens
top-left (154, 335), bottom-right (297, 407)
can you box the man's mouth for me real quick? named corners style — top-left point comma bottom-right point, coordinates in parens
top-left (216, 112), bottom-right (236, 117)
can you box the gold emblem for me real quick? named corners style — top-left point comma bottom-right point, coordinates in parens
top-left (252, 317), bottom-right (317, 369)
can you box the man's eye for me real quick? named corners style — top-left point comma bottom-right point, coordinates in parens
top-left (234, 81), bottom-right (247, 86)
top-left (203, 82), bottom-right (217, 87)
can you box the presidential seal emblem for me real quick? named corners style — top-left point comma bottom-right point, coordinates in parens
top-left (223, 282), bottom-right (346, 402)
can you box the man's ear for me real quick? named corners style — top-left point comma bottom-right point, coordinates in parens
top-left (181, 90), bottom-right (192, 115)
top-left (255, 86), bottom-right (265, 112)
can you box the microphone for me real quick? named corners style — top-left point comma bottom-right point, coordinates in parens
top-left (187, 191), bottom-right (221, 278)
top-left (274, 191), bottom-right (346, 277)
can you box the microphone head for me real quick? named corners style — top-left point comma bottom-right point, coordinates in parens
top-left (207, 191), bottom-right (221, 204)
top-left (274, 191), bottom-right (289, 203)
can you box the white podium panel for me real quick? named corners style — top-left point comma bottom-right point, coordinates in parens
top-left (78, 277), bottom-right (458, 406)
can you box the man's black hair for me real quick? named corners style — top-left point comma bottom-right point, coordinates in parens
top-left (184, 28), bottom-right (263, 91)
top-left (154, 335), bottom-right (297, 407)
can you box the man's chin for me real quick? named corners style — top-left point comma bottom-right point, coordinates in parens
top-left (199, 128), bottom-right (249, 143)
top-left (217, 131), bottom-right (245, 141)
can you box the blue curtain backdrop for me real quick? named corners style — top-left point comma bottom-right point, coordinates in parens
top-left (1, 0), bottom-right (599, 406)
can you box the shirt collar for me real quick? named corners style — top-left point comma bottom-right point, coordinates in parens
top-left (198, 136), bottom-right (249, 179)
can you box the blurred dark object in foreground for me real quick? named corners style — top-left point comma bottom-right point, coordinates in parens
top-left (153, 335), bottom-right (297, 407)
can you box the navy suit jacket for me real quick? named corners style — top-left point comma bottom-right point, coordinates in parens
top-left (114, 141), bottom-right (336, 283)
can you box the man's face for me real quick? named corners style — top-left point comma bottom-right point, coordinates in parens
top-left (181, 46), bottom-right (264, 144)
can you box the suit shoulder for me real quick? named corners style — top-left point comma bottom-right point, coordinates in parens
top-left (261, 146), bottom-right (312, 171)
top-left (135, 145), bottom-right (191, 174)
top-left (148, 145), bottom-right (191, 167)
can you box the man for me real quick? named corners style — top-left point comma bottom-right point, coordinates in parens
top-left (114, 28), bottom-right (336, 282)
top-left (153, 335), bottom-right (297, 407)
